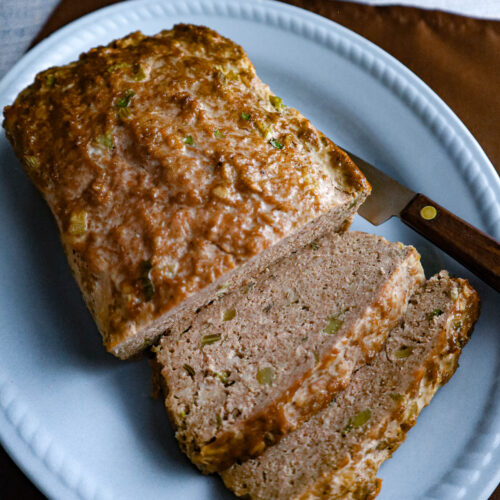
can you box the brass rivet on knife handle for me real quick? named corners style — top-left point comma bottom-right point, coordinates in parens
top-left (401, 193), bottom-right (500, 292)
top-left (420, 205), bottom-right (437, 220)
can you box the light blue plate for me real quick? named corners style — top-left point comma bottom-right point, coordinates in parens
top-left (0, 1), bottom-right (499, 499)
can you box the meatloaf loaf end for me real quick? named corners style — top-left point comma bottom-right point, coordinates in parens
top-left (221, 272), bottom-right (480, 499)
top-left (3, 24), bottom-right (370, 359)
top-left (155, 231), bottom-right (425, 473)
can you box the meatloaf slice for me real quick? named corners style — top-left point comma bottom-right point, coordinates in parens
top-left (3, 24), bottom-right (370, 359)
top-left (155, 231), bottom-right (425, 473)
top-left (221, 272), bottom-right (480, 499)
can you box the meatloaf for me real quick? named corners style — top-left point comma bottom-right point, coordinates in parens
top-left (3, 24), bottom-right (370, 359)
top-left (221, 272), bottom-right (480, 499)
top-left (155, 231), bottom-right (425, 472)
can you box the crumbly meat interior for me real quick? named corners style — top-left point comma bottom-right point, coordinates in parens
top-left (221, 272), bottom-right (480, 500)
top-left (3, 24), bottom-right (369, 355)
top-left (157, 231), bottom-right (424, 472)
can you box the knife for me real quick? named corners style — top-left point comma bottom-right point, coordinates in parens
top-left (345, 150), bottom-right (500, 292)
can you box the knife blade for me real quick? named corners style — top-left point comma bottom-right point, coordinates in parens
top-left (343, 149), bottom-right (500, 291)
top-left (347, 151), bottom-right (416, 226)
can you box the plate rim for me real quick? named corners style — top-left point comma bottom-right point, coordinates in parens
top-left (0, 0), bottom-right (499, 499)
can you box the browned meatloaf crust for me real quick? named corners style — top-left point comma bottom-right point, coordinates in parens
top-left (3, 24), bottom-right (370, 358)
top-left (221, 272), bottom-right (480, 499)
top-left (156, 231), bottom-right (424, 473)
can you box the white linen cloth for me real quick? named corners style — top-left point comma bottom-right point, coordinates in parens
top-left (346, 0), bottom-right (500, 19)
top-left (1, 0), bottom-right (499, 78)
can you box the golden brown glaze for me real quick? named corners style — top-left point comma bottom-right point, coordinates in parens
top-left (3, 24), bottom-right (369, 354)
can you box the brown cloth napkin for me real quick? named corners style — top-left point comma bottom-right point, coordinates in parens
top-left (2, 1), bottom-right (499, 499)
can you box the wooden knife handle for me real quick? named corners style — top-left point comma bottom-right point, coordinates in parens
top-left (400, 193), bottom-right (500, 291)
